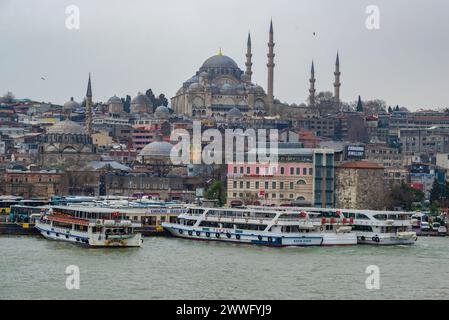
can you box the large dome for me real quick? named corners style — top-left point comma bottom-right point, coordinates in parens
top-left (63, 97), bottom-right (79, 111)
top-left (139, 141), bottom-right (173, 158)
top-left (47, 120), bottom-right (87, 135)
top-left (201, 54), bottom-right (239, 69)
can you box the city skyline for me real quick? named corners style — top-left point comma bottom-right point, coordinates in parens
top-left (1, 0), bottom-right (448, 109)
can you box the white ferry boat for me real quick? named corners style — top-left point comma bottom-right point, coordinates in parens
top-left (35, 206), bottom-right (143, 247)
top-left (161, 206), bottom-right (356, 247)
top-left (252, 206), bottom-right (417, 245)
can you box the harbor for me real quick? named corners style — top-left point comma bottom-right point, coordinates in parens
top-left (1, 235), bottom-right (448, 300)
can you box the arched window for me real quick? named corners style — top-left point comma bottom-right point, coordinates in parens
top-left (296, 179), bottom-right (306, 185)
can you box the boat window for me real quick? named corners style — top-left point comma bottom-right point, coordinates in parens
top-left (373, 214), bottom-right (387, 220)
top-left (234, 223), bottom-right (267, 231)
top-left (351, 225), bottom-right (373, 232)
top-left (356, 213), bottom-right (370, 220)
top-left (199, 221), bottom-right (220, 228)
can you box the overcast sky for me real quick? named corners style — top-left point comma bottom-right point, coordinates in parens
top-left (0, 0), bottom-right (448, 110)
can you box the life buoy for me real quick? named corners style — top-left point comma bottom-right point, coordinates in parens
top-left (206, 232), bottom-right (210, 237)
top-left (196, 231), bottom-right (201, 236)
top-left (258, 235), bottom-right (263, 241)
top-left (268, 237), bottom-right (273, 242)
top-left (361, 236), bottom-right (366, 241)
top-left (178, 229), bottom-right (183, 234)
top-left (215, 233), bottom-right (220, 238)
top-left (372, 236), bottom-right (380, 243)
top-left (188, 230), bottom-right (193, 236)
top-left (375, 237), bottom-right (380, 243)
top-left (320, 226), bottom-right (324, 232)
top-left (236, 234), bottom-right (241, 240)
top-left (226, 233), bottom-right (231, 238)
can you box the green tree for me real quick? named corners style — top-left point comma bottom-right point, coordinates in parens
top-left (388, 106), bottom-right (393, 113)
top-left (158, 94), bottom-right (168, 107)
top-left (356, 95), bottom-right (363, 112)
top-left (121, 95), bottom-right (131, 113)
top-left (389, 183), bottom-right (424, 211)
top-left (204, 180), bottom-right (226, 206)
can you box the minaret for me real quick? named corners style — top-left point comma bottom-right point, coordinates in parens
top-left (334, 52), bottom-right (341, 103)
top-left (267, 19), bottom-right (275, 109)
top-left (309, 61), bottom-right (316, 106)
top-left (85, 73), bottom-right (93, 135)
top-left (245, 32), bottom-right (253, 82)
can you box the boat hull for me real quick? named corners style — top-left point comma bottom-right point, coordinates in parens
top-left (356, 233), bottom-right (417, 245)
top-left (162, 223), bottom-right (356, 247)
top-left (35, 222), bottom-right (142, 247)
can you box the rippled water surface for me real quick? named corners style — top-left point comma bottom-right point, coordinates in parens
top-left (1, 235), bottom-right (448, 299)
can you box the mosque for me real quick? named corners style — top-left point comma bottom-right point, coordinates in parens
top-left (171, 20), bottom-right (342, 119)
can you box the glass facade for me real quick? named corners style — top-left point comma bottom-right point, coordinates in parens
top-left (314, 151), bottom-right (334, 208)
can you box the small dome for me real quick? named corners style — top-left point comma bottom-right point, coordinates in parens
top-left (131, 94), bottom-right (151, 106)
top-left (228, 107), bottom-right (242, 119)
top-left (47, 120), bottom-right (87, 135)
top-left (139, 141), bottom-right (173, 157)
top-left (108, 95), bottom-right (123, 104)
top-left (201, 54), bottom-right (239, 70)
top-left (154, 105), bottom-right (170, 119)
top-left (251, 85), bottom-right (265, 94)
top-left (189, 82), bottom-right (203, 90)
top-left (63, 97), bottom-right (80, 111)
top-left (185, 75), bottom-right (199, 84)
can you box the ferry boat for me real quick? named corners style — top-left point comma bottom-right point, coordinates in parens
top-left (251, 206), bottom-right (417, 245)
top-left (35, 206), bottom-right (142, 247)
top-left (161, 206), bottom-right (357, 247)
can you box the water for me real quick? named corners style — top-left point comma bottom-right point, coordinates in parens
top-left (1, 235), bottom-right (448, 299)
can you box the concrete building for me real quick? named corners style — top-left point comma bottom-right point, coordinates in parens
top-left (226, 146), bottom-right (335, 207)
top-left (1, 170), bottom-right (63, 198)
top-left (365, 143), bottom-right (403, 168)
top-left (334, 161), bottom-right (386, 210)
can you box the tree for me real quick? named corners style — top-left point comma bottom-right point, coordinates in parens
top-left (388, 106), bottom-right (393, 113)
top-left (314, 91), bottom-right (340, 116)
top-left (2, 91), bottom-right (15, 103)
top-left (204, 180), bottom-right (226, 206)
top-left (121, 95), bottom-right (131, 113)
top-left (158, 94), bottom-right (168, 107)
top-left (356, 95), bottom-right (364, 112)
top-left (388, 183), bottom-right (424, 210)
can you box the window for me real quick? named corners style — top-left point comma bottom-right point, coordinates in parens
top-left (290, 182), bottom-right (294, 189)
top-left (303, 168), bottom-right (307, 175)
top-left (296, 168), bottom-right (300, 175)
top-left (272, 182), bottom-right (276, 189)
top-left (256, 167), bottom-right (260, 175)
top-left (233, 166), bottom-right (237, 174)
top-left (280, 182), bottom-right (284, 189)
top-left (233, 181), bottom-right (237, 188)
top-left (290, 168), bottom-right (294, 175)
top-left (255, 181), bottom-right (259, 189)
top-left (265, 182), bottom-right (269, 189)
top-left (246, 167), bottom-right (250, 174)
top-left (280, 167), bottom-right (285, 175)
top-left (240, 167), bottom-right (244, 174)
top-left (240, 181), bottom-right (243, 188)
top-left (246, 181), bottom-right (250, 189)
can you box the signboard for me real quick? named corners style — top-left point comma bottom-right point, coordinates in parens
top-left (258, 190), bottom-right (265, 198)
top-left (345, 145), bottom-right (365, 159)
